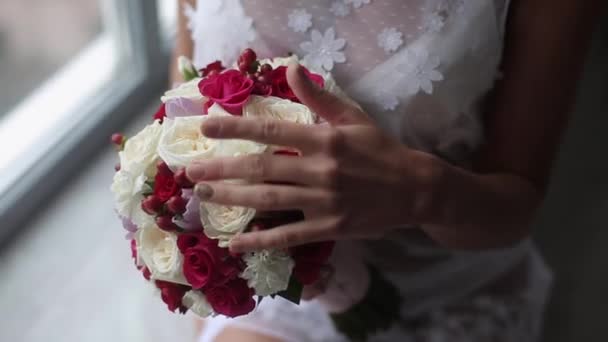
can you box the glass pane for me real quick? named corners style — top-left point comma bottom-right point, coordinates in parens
top-left (158, 0), bottom-right (178, 42)
top-left (0, 0), bottom-right (102, 117)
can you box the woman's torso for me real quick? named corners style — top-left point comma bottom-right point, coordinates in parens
top-left (186, 0), bottom-right (541, 316)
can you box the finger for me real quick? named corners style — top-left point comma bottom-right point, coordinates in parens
top-left (194, 182), bottom-right (325, 211)
top-left (286, 63), bottom-right (366, 125)
top-left (229, 218), bottom-right (335, 252)
top-left (187, 154), bottom-right (322, 185)
top-left (201, 116), bottom-right (323, 153)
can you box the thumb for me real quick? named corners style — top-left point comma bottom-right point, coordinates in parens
top-left (287, 63), bottom-right (365, 125)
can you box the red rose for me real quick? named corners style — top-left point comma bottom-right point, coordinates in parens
top-left (290, 241), bottom-right (335, 285)
top-left (198, 69), bottom-right (254, 115)
top-left (155, 280), bottom-right (190, 313)
top-left (205, 278), bottom-right (255, 317)
top-left (270, 66), bottom-right (324, 103)
top-left (153, 168), bottom-right (180, 202)
top-left (153, 103), bottom-right (166, 122)
top-left (178, 233), bottom-right (241, 289)
top-left (200, 60), bottom-right (225, 77)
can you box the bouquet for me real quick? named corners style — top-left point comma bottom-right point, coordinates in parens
top-left (110, 49), bottom-right (338, 318)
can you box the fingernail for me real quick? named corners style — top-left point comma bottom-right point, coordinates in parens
top-left (186, 162), bottom-right (205, 180)
top-left (194, 183), bottom-right (213, 200)
top-left (202, 119), bottom-right (220, 137)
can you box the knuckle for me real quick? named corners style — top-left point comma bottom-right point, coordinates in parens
top-left (261, 119), bottom-right (281, 139)
top-left (245, 154), bottom-right (266, 180)
top-left (321, 159), bottom-right (341, 189)
top-left (260, 189), bottom-right (280, 209)
top-left (321, 129), bottom-right (345, 155)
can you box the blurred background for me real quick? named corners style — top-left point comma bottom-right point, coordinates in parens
top-left (0, 1), bottom-right (606, 341)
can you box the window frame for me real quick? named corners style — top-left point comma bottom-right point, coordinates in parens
top-left (0, 0), bottom-right (172, 244)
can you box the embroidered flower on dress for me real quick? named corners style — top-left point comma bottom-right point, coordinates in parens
top-left (375, 91), bottom-right (399, 111)
top-left (345, 0), bottom-right (372, 9)
top-left (301, 27), bottom-right (346, 72)
top-left (377, 27), bottom-right (404, 54)
top-left (424, 12), bottom-right (446, 34)
top-left (330, 1), bottom-right (351, 17)
top-left (399, 48), bottom-right (444, 95)
top-left (288, 8), bottom-right (313, 33)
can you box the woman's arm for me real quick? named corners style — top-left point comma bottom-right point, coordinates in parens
top-left (170, 0), bottom-right (195, 85)
top-left (420, 0), bottom-right (605, 249)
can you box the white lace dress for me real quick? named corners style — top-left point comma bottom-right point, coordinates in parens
top-left (185, 1), bottom-right (553, 341)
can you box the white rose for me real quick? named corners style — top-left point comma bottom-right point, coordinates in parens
top-left (119, 120), bottom-right (162, 177)
top-left (161, 77), bottom-right (206, 104)
top-left (135, 225), bottom-right (188, 285)
top-left (110, 170), bottom-right (154, 229)
top-left (244, 96), bottom-right (316, 125)
top-left (209, 103), bottom-right (267, 157)
top-left (177, 56), bottom-right (200, 81)
top-left (199, 201), bottom-right (256, 248)
top-left (240, 249), bottom-right (295, 296)
top-left (157, 116), bottom-right (219, 171)
top-left (259, 55), bottom-right (300, 69)
top-left (182, 290), bottom-right (214, 317)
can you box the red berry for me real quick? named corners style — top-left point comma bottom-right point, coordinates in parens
top-left (156, 160), bottom-right (172, 176)
top-left (142, 195), bottom-right (163, 215)
top-left (174, 168), bottom-right (194, 188)
top-left (241, 48), bottom-right (257, 63)
top-left (257, 74), bottom-right (270, 84)
top-left (114, 163), bottom-right (121, 172)
top-left (156, 215), bottom-right (177, 231)
top-left (166, 195), bottom-right (187, 215)
top-left (111, 133), bottom-right (124, 146)
top-left (260, 63), bottom-right (272, 75)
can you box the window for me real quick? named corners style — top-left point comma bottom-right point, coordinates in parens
top-left (0, 0), bottom-right (173, 242)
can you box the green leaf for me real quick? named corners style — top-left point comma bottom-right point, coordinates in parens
top-left (276, 276), bottom-right (303, 305)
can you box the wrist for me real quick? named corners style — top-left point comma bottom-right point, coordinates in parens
top-left (402, 149), bottom-right (448, 226)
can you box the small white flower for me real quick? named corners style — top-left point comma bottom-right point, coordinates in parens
top-left (330, 1), bottom-right (351, 17)
top-left (199, 199), bottom-right (256, 248)
top-left (377, 27), bottom-right (404, 54)
top-left (119, 121), bottom-right (163, 178)
top-left (157, 116), bottom-right (219, 171)
top-left (288, 8), bottom-right (312, 33)
top-left (161, 78), bottom-right (205, 105)
top-left (399, 48), bottom-right (444, 95)
top-left (424, 12), bottom-right (446, 34)
top-left (301, 27), bottom-right (346, 72)
top-left (375, 91), bottom-right (399, 111)
top-left (241, 249), bottom-right (295, 296)
top-left (182, 290), bottom-right (214, 317)
top-left (136, 225), bottom-right (188, 285)
top-left (245, 96), bottom-right (316, 125)
top-left (345, 0), bottom-right (371, 9)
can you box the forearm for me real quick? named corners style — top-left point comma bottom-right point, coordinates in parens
top-left (170, 0), bottom-right (196, 86)
top-left (416, 154), bottom-right (542, 250)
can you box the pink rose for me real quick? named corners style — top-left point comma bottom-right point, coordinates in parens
top-left (205, 278), bottom-right (255, 317)
top-left (198, 70), bottom-right (254, 115)
top-left (178, 233), bottom-right (242, 289)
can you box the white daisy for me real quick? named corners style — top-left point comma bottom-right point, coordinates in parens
top-left (330, 1), bottom-right (351, 17)
top-left (377, 27), bottom-right (404, 54)
top-left (288, 8), bottom-right (312, 33)
top-left (301, 27), bottom-right (346, 71)
top-left (399, 49), bottom-right (444, 95)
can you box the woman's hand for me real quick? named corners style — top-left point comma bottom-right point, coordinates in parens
top-left (186, 64), bottom-right (438, 253)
